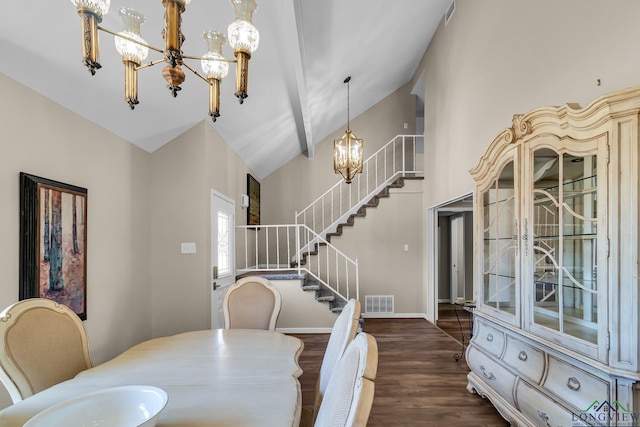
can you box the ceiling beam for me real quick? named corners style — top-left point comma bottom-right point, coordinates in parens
top-left (280, 0), bottom-right (314, 159)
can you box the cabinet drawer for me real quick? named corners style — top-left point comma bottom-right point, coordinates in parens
top-left (473, 321), bottom-right (505, 357)
top-left (503, 335), bottom-right (545, 384)
top-left (516, 380), bottom-right (590, 427)
top-left (467, 346), bottom-right (516, 406)
top-left (543, 356), bottom-right (609, 412)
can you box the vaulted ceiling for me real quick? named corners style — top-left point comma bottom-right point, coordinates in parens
top-left (0, 0), bottom-right (450, 178)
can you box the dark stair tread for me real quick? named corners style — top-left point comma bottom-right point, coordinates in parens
top-left (326, 176), bottom-right (423, 243)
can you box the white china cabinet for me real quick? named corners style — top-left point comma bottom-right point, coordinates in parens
top-left (467, 86), bottom-right (640, 427)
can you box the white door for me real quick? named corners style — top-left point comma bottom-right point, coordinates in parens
top-left (211, 190), bottom-right (235, 329)
top-left (450, 215), bottom-right (465, 302)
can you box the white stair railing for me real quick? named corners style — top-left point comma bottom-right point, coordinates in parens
top-left (236, 224), bottom-right (359, 302)
top-left (295, 134), bottom-right (424, 239)
top-left (235, 135), bottom-right (423, 305)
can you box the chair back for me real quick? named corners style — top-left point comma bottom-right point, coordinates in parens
top-left (314, 332), bottom-right (378, 427)
top-left (0, 298), bottom-right (92, 403)
top-left (315, 298), bottom-right (361, 413)
top-left (223, 276), bottom-right (282, 331)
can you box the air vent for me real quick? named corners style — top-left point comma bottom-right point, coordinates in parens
top-left (365, 295), bottom-right (394, 314)
top-left (445, 0), bottom-right (455, 25)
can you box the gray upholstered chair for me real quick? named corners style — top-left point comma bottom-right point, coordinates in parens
top-left (223, 276), bottom-right (282, 331)
top-left (300, 298), bottom-right (361, 425)
top-left (0, 298), bottom-right (92, 403)
top-left (312, 332), bottom-right (378, 427)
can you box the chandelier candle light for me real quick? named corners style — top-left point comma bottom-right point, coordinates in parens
top-left (69, 0), bottom-right (259, 121)
top-left (334, 76), bottom-right (364, 184)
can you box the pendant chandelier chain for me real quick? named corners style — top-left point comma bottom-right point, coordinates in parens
top-left (345, 76), bottom-right (351, 131)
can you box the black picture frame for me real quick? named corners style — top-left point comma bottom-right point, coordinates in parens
top-left (247, 174), bottom-right (260, 226)
top-left (19, 173), bottom-right (88, 320)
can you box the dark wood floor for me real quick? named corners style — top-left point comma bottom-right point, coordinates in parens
top-left (436, 303), bottom-right (474, 354)
top-left (290, 315), bottom-right (508, 426)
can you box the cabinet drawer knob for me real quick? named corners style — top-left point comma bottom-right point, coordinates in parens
top-left (480, 365), bottom-right (496, 381)
top-left (486, 333), bottom-right (494, 342)
top-left (567, 377), bottom-right (581, 391)
top-left (518, 351), bottom-right (528, 361)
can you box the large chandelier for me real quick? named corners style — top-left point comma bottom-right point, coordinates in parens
top-left (69, 0), bottom-right (260, 122)
top-left (334, 76), bottom-right (364, 184)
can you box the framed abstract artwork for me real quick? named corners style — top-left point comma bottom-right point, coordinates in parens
top-left (19, 173), bottom-right (88, 320)
top-left (247, 173), bottom-right (260, 226)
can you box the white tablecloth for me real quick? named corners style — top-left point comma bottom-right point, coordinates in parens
top-left (0, 329), bottom-right (304, 426)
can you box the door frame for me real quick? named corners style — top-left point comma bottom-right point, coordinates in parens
top-left (210, 189), bottom-right (236, 329)
top-left (426, 192), bottom-right (473, 323)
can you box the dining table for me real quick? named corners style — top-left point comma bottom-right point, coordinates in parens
top-left (0, 328), bottom-right (304, 426)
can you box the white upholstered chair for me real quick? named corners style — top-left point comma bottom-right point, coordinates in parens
top-left (223, 276), bottom-right (282, 331)
top-left (300, 298), bottom-right (361, 425)
top-left (0, 298), bottom-right (92, 403)
top-left (313, 332), bottom-right (378, 427)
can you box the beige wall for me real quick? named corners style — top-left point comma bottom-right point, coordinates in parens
top-left (0, 74), bottom-right (152, 409)
top-left (149, 122), bottom-right (256, 337)
top-left (271, 280), bottom-right (338, 331)
top-left (415, 0), bottom-right (640, 209)
top-left (329, 180), bottom-right (425, 314)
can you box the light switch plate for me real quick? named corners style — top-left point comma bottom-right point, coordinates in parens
top-left (181, 242), bottom-right (197, 254)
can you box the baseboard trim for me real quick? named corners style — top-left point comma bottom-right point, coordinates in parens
top-left (361, 313), bottom-right (427, 319)
top-left (277, 327), bottom-right (334, 334)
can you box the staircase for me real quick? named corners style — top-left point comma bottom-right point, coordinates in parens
top-left (236, 224), bottom-right (358, 313)
top-left (237, 134), bottom-right (424, 312)
top-left (300, 274), bottom-right (347, 313)
top-left (295, 135), bottom-right (423, 241)
top-left (326, 176), bottom-right (423, 243)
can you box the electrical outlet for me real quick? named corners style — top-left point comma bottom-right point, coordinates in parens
top-left (181, 242), bottom-right (197, 254)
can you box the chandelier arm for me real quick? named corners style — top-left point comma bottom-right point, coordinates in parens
top-left (135, 59), bottom-right (166, 71)
top-left (98, 25), bottom-right (237, 65)
top-left (183, 53), bottom-right (237, 63)
top-left (182, 62), bottom-right (211, 84)
top-left (98, 25), bottom-right (164, 54)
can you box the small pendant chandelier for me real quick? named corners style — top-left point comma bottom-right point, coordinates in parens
top-left (334, 76), bottom-right (364, 184)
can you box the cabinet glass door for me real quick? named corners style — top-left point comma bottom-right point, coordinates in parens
top-left (482, 161), bottom-right (517, 320)
top-left (531, 148), bottom-right (598, 344)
